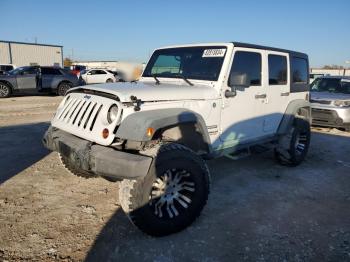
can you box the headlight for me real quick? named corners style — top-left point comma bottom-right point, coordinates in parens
top-left (334, 100), bottom-right (350, 107)
top-left (107, 104), bottom-right (119, 123)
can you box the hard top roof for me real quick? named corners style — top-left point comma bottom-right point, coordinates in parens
top-left (232, 42), bottom-right (308, 58)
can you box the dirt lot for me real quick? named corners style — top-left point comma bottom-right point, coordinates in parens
top-left (0, 95), bottom-right (349, 262)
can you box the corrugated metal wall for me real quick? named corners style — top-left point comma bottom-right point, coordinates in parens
top-left (0, 41), bottom-right (63, 66)
top-left (10, 43), bottom-right (62, 66)
top-left (0, 42), bottom-right (11, 64)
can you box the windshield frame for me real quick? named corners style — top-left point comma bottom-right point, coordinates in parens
top-left (142, 46), bottom-right (228, 82)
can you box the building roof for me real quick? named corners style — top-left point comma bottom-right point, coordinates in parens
top-left (0, 40), bottom-right (63, 48)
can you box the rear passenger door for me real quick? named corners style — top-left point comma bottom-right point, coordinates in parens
top-left (257, 51), bottom-right (290, 134)
top-left (41, 67), bottom-right (63, 90)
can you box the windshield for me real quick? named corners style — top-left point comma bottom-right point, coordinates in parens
top-left (311, 78), bottom-right (350, 94)
top-left (143, 46), bottom-right (227, 81)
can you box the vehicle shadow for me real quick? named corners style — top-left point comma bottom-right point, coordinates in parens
top-left (0, 122), bottom-right (50, 184)
top-left (84, 127), bottom-right (350, 261)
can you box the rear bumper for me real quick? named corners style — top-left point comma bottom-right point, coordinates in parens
top-left (43, 126), bottom-right (152, 180)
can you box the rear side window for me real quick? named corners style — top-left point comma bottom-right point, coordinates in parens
top-left (268, 55), bottom-right (287, 85)
top-left (230, 51), bottom-right (261, 86)
top-left (41, 67), bottom-right (62, 75)
top-left (292, 58), bottom-right (308, 83)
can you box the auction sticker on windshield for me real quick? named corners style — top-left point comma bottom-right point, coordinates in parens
top-left (202, 49), bottom-right (226, 57)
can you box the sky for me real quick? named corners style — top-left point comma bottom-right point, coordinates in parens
top-left (1, 0), bottom-right (349, 67)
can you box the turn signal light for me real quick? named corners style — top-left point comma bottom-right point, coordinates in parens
top-left (146, 127), bottom-right (154, 137)
top-left (102, 128), bottom-right (109, 139)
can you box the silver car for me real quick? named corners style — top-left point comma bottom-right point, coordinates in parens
top-left (310, 76), bottom-right (350, 131)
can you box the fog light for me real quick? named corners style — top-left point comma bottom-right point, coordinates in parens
top-left (102, 128), bottom-right (109, 139)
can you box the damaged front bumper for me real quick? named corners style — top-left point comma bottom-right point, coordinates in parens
top-left (42, 126), bottom-right (152, 180)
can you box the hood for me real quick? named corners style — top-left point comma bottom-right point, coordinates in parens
top-left (311, 91), bottom-right (350, 102)
top-left (69, 81), bottom-right (218, 102)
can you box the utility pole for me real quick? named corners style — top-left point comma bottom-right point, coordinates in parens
top-left (34, 36), bottom-right (37, 44)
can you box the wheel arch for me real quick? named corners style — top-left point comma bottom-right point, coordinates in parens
top-left (277, 99), bottom-right (311, 135)
top-left (116, 108), bottom-right (212, 154)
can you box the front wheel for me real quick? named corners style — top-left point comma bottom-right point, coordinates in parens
top-left (0, 82), bottom-right (11, 98)
top-left (119, 143), bottom-right (210, 237)
top-left (57, 82), bottom-right (72, 96)
top-left (274, 118), bottom-right (311, 166)
top-left (106, 78), bottom-right (114, 83)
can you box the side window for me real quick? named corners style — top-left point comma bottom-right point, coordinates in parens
top-left (97, 70), bottom-right (107, 74)
top-left (292, 57), bottom-right (308, 83)
top-left (22, 67), bottom-right (38, 75)
top-left (230, 51), bottom-right (261, 86)
top-left (89, 70), bottom-right (97, 75)
top-left (268, 55), bottom-right (287, 85)
top-left (41, 67), bottom-right (62, 75)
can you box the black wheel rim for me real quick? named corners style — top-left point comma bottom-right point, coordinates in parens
top-left (0, 84), bottom-right (9, 97)
top-left (294, 130), bottom-right (308, 156)
top-left (149, 168), bottom-right (195, 219)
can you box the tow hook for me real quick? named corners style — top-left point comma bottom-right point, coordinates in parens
top-left (130, 95), bottom-right (142, 111)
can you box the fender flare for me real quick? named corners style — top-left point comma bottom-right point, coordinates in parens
top-left (116, 108), bottom-right (211, 145)
top-left (277, 99), bottom-right (311, 135)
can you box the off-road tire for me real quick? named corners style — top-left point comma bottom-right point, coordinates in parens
top-left (106, 78), bottom-right (114, 83)
top-left (0, 82), bottom-right (11, 98)
top-left (274, 118), bottom-right (311, 166)
top-left (119, 143), bottom-right (210, 237)
top-left (57, 82), bottom-right (72, 96)
top-left (58, 153), bottom-right (97, 178)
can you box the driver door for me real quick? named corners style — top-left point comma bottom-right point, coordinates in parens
top-left (16, 67), bottom-right (38, 92)
top-left (219, 48), bottom-right (265, 147)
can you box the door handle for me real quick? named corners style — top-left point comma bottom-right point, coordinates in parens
top-left (255, 94), bottom-right (266, 99)
top-left (281, 92), bottom-right (290, 96)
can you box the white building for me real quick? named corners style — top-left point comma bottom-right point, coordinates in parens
top-left (310, 68), bottom-right (350, 76)
top-left (0, 40), bottom-right (63, 67)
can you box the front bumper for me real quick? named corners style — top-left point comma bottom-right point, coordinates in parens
top-left (311, 105), bottom-right (350, 129)
top-left (43, 126), bottom-right (152, 180)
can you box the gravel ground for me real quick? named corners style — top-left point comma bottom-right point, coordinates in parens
top-left (0, 95), bottom-right (349, 262)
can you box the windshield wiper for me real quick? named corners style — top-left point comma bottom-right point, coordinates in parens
top-left (152, 75), bottom-right (160, 85)
top-left (173, 74), bottom-right (194, 86)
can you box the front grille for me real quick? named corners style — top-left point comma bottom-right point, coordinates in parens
top-left (51, 92), bottom-right (121, 146)
top-left (57, 98), bottom-right (103, 132)
top-left (310, 99), bottom-right (331, 105)
top-left (311, 108), bottom-right (341, 125)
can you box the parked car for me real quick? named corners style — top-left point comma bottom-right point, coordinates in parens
top-left (43, 42), bottom-right (311, 236)
top-left (309, 73), bottom-right (324, 83)
top-left (0, 66), bottom-right (80, 98)
top-left (0, 64), bottom-right (16, 75)
top-left (71, 65), bottom-right (87, 77)
top-left (310, 76), bottom-right (350, 131)
top-left (107, 70), bottom-right (121, 82)
top-left (80, 69), bottom-right (117, 84)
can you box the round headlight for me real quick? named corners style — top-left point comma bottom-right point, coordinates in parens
top-left (107, 104), bottom-right (119, 124)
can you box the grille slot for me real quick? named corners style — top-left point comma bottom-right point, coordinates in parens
top-left (90, 105), bottom-right (103, 131)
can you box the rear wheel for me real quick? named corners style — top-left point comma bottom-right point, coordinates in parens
top-left (57, 82), bottom-right (72, 96)
top-left (0, 82), bottom-right (11, 98)
top-left (119, 143), bottom-right (210, 237)
top-left (275, 118), bottom-right (311, 166)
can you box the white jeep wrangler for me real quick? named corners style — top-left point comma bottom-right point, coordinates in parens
top-left (43, 42), bottom-right (311, 236)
